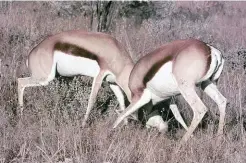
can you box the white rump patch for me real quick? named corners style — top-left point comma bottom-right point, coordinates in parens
top-left (198, 45), bottom-right (221, 82)
top-left (54, 51), bottom-right (100, 77)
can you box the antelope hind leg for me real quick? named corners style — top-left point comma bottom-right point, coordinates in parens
top-left (203, 82), bottom-right (227, 137)
top-left (18, 77), bottom-right (50, 114)
top-left (109, 84), bottom-right (134, 125)
top-left (178, 85), bottom-right (208, 144)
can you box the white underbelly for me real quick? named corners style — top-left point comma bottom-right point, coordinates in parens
top-left (54, 51), bottom-right (100, 77)
top-left (147, 61), bottom-right (179, 99)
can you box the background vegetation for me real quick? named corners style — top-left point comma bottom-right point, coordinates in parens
top-left (0, 1), bottom-right (246, 162)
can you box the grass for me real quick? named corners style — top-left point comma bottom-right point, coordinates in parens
top-left (0, 1), bottom-right (246, 163)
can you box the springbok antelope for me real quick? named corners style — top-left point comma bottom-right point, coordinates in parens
top-left (113, 39), bottom-right (226, 143)
top-left (17, 30), bottom-right (134, 126)
top-left (17, 30), bottom-right (174, 130)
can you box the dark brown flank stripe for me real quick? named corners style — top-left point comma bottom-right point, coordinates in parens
top-left (143, 56), bottom-right (173, 85)
top-left (205, 45), bottom-right (212, 76)
top-left (54, 42), bottom-right (98, 61)
top-left (143, 44), bottom-right (211, 85)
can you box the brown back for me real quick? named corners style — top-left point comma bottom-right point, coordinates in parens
top-left (29, 30), bottom-right (133, 77)
top-left (129, 39), bottom-right (211, 96)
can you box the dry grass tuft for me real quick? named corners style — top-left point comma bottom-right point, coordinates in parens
top-left (0, 1), bottom-right (246, 163)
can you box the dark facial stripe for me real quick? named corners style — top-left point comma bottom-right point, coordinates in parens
top-left (54, 42), bottom-right (98, 60)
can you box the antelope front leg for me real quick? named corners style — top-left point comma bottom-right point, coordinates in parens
top-left (169, 103), bottom-right (189, 131)
top-left (109, 84), bottom-right (131, 125)
top-left (203, 82), bottom-right (227, 138)
top-left (113, 89), bottom-right (152, 128)
top-left (82, 71), bottom-right (105, 127)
